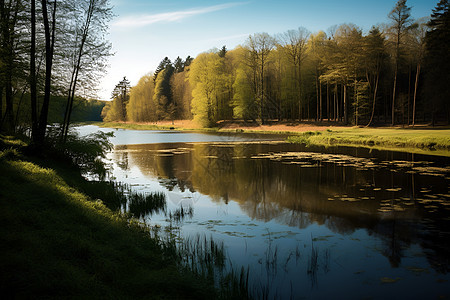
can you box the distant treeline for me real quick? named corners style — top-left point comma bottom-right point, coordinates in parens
top-left (11, 95), bottom-right (106, 128)
top-left (103, 0), bottom-right (449, 127)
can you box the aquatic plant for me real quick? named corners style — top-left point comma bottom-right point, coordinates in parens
top-left (128, 191), bottom-right (166, 218)
top-left (166, 205), bottom-right (194, 224)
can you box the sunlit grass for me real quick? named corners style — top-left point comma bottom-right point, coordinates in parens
top-left (0, 136), bottom-right (249, 298)
top-left (98, 121), bottom-right (220, 132)
top-left (0, 156), bottom-right (218, 298)
top-left (288, 127), bottom-right (450, 156)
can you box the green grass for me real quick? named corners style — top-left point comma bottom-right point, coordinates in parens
top-left (100, 121), bottom-right (175, 130)
top-left (0, 137), bottom-right (226, 299)
top-left (287, 127), bottom-right (450, 156)
top-left (98, 121), bottom-right (220, 132)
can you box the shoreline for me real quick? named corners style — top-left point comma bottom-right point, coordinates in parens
top-left (95, 121), bottom-right (450, 157)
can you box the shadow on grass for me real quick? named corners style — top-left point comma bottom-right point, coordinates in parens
top-left (0, 153), bottom-right (224, 299)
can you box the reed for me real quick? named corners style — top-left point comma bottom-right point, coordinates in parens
top-left (128, 191), bottom-right (166, 218)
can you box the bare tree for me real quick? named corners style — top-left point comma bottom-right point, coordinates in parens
top-left (408, 19), bottom-right (428, 127)
top-left (61, 0), bottom-right (112, 141)
top-left (246, 33), bottom-right (275, 124)
top-left (277, 27), bottom-right (310, 120)
top-left (388, 0), bottom-right (413, 126)
top-left (365, 27), bottom-right (387, 127)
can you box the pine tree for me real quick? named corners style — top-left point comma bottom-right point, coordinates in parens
top-left (425, 0), bottom-right (450, 124)
top-left (154, 57), bottom-right (172, 81)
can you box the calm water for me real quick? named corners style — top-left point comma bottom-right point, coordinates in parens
top-left (78, 125), bottom-right (450, 299)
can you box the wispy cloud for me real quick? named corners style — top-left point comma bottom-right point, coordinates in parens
top-left (113, 2), bottom-right (247, 28)
top-left (208, 33), bottom-right (250, 43)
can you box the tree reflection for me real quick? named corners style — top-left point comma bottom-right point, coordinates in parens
top-left (112, 142), bottom-right (450, 273)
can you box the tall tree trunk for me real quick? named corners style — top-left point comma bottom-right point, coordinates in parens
top-left (327, 81), bottom-right (330, 120)
top-left (62, 0), bottom-right (95, 141)
top-left (319, 79), bottom-right (323, 121)
top-left (392, 70), bottom-right (397, 126)
top-left (407, 65), bottom-right (411, 125)
top-left (354, 77), bottom-right (358, 125)
top-left (315, 75), bottom-right (319, 121)
top-left (412, 63), bottom-right (420, 127)
top-left (0, 0), bottom-right (19, 133)
top-left (36, 0), bottom-right (57, 144)
top-left (30, 0), bottom-right (38, 141)
top-left (260, 54), bottom-right (265, 125)
top-left (334, 84), bottom-right (338, 121)
top-left (344, 84), bottom-right (348, 125)
top-left (367, 72), bottom-right (379, 127)
top-left (298, 60), bottom-right (302, 121)
top-left (0, 0), bottom-right (3, 128)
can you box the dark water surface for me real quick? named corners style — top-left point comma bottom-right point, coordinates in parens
top-left (78, 126), bottom-right (450, 299)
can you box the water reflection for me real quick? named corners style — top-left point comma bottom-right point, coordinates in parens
top-left (109, 141), bottom-right (450, 298)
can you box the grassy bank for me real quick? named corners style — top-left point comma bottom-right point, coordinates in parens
top-left (0, 135), bottom-right (242, 299)
top-left (99, 121), bottom-right (218, 132)
top-left (287, 127), bottom-right (450, 156)
top-left (98, 121), bottom-right (450, 156)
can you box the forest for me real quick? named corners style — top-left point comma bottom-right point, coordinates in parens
top-left (0, 0), bottom-right (111, 145)
top-left (103, 0), bottom-right (450, 128)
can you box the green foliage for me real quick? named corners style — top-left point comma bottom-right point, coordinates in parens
top-left (45, 127), bottom-right (114, 179)
top-left (424, 0), bottom-right (450, 122)
top-left (154, 67), bottom-right (175, 120)
top-left (103, 3), bottom-right (448, 127)
top-left (233, 65), bottom-right (255, 119)
top-left (127, 74), bottom-right (156, 122)
top-left (189, 51), bottom-right (231, 127)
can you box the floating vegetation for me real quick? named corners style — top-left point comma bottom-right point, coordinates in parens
top-left (380, 277), bottom-right (402, 284)
top-left (250, 151), bottom-right (375, 169)
top-left (339, 197), bottom-right (359, 202)
top-left (385, 188), bottom-right (402, 192)
top-left (223, 231), bottom-right (256, 238)
top-left (312, 235), bottom-right (334, 242)
top-left (406, 266), bottom-right (430, 275)
top-left (248, 150), bottom-right (450, 177)
top-left (261, 231), bottom-right (298, 239)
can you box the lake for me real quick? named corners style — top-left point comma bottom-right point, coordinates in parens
top-left (77, 125), bottom-right (450, 299)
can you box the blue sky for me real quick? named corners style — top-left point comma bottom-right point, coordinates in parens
top-left (98, 0), bottom-right (436, 100)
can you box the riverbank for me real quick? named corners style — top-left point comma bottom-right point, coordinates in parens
top-left (0, 134), bottom-right (239, 298)
top-left (98, 121), bottom-right (450, 156)
top-left (287, 127), bottom-right (450, 156)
